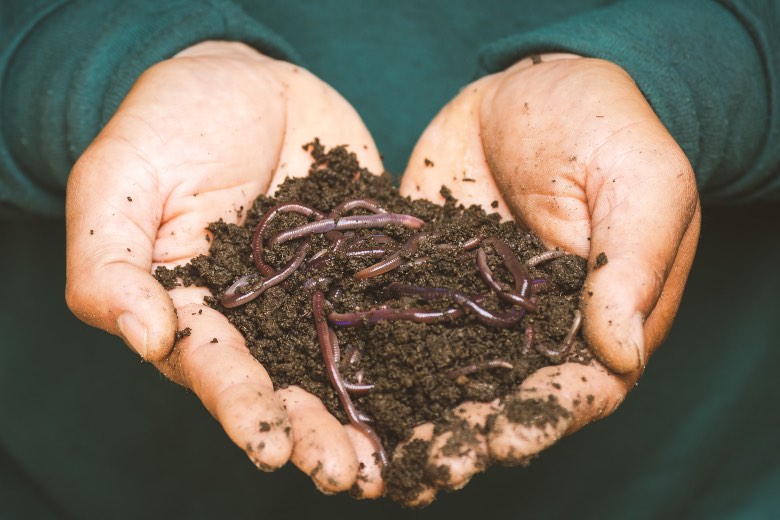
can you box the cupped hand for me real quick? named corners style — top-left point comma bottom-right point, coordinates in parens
top-left (397, 54), bottom-right (701, 504)
top-left (65, 41), bottom-right (384, 496)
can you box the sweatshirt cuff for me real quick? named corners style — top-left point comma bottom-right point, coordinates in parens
top-left (477, 0), bottom-right (771, 204)
top-left (1, 0), bottom-right (300, 216)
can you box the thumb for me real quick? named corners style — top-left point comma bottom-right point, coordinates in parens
top-left (66, 137), bottom-right (176, 360)
top-left (477, 60), bottom-right (701, 373)
top-left (581, 143), bottom-right (700, 373)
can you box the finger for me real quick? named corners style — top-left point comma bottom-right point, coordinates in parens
top-left (266, 61), bottom-right (384, 194)
top-left (479, 61), bottom-right (700, 372)
top-left (580, 145), bottom-right (699, 372)
top-left (488, 362), bottom-right (628, 463)
top-left (385, 423), bottom-right (438, 508)
top-left (641, 200), bottom-right (701, 356)
top-left (427, 401), bottom-right (499, 490)
top-left (66, 142), bottom-right (177, 360)
top-left (400, 75), bottom-right (512, 219)
top-left (276, 386), bottom-right (359, 494)
top-left (153, 295), bottom-right (293, 470)
top-left (344, 425), bottom-right (384, 499)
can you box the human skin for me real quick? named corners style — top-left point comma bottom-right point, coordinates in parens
top-left (397, 54), bottom-right (701, 504)
top-left (65, 41), bottom-right (386, 497)
top-left (65, 44), bottom-right (700, 502)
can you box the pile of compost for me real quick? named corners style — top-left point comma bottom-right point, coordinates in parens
top-left (156, 141), bottom-right (590, 502)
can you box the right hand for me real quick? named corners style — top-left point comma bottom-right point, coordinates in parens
top-left (397, 55), bottom-right (701, 504)
top-left (65, 41), bottom-right (385, 497)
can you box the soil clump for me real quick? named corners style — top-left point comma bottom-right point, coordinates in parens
top-left (156, 141), bottom-right (591, 502)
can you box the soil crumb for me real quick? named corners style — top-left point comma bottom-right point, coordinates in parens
top-left (157, 141), bottom-right (591, 503)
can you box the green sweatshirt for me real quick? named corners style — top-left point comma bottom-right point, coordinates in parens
top-left (1, 1), bottom-right (779, 519)
top-left (1, 0), bottom-right (779, 216)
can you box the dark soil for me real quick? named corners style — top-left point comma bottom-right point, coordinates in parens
top-left (156, 141), bottom-right (591, 503)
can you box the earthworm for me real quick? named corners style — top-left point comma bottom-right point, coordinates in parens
top-left (251, 202), bottom-right (325, 276)
top-left (329, 198), bottom-right (388, 216)
top-left (222, 239), bottom-right (311, 308)
top-left (354, 232), bottom-right (435, 280)
top-left (328, 327), bottom-right (341, 365)
top-left (304, 231), bottom-right (352, 271)
top-left (328, 305), bottom-right (465, 327)
top-left (526, 249), bottom-right (566, 267)
top-left (397, 256), bottom-right (431, 272)
top-left (445, 360), bottom-right (514, 379)
top-left (301, 276), bottom-right (331, 293)
top-left (534, 309), bottom-right (582, 362)
top-left (387, 235), bottom-right (481, 274)
top-left (343, 381), bottom-right (375, 396)
top-left (435, 236), bottom-right (482, 251)
top-left (308, 244), bottom-right (391, 273)
top-left (312, 290), bottom-right (388, 466)
top-left (307, 198), bottom-right (387, 280)
top-left (340, 345), bottom-right (361, 371)
top-left (267, 213), bottom-right (424, 247)
top-left (475, 246), bottom-right (538, 311)
top-left (522, 324), bottom-right (535, 355)
top-left (385, 283), bottom-right (525, 327)
top-left (532, 278), bottom-right (551, 291)
top-left (356, 234), bottom-right (480, 280)
top-left (344, 247), bottom-right (390, 258)
top-left (221, 273), bottom-right (262, 308)
top-left (483, 238), bottom-right (534, 298)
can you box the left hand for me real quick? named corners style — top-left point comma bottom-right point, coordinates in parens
top-left (395, 54), bottom-right (701, 505)
top-left (65, 41), bottom-right (385, 497)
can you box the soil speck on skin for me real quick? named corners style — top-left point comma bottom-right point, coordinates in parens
top-left (157, 141), bottom-right (591, 503)
top-left (174, 327), bottom-right (191, 342)
top-left (594, 252), bottom-right (608, 270)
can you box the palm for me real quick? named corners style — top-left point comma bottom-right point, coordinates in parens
top-left (399, 55), bottom-right (700, 503)
top-left (66, 42), bottom-right (384, 496)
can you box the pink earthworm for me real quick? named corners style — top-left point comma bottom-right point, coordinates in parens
top-left (385, 283), bottom-right (525, 328)
top-left (445, 360), bottom-right (514, 380)
top-left (222, 239), bottom-right (311, 308)
top-left (534, 309), bottom-right (582, 362)
top-left (435, 236), bottom-right (482, 251)
top-left (267, 213), bottom-right (424, 248)
top-left (328, 198), bottom-right (388, 216)
top-left (252, 202), bottom-right (325, 276)
top-left (475, 246), bottom-right (538, 312)
top-left (354, 232), bottom-right (435, 280)
top-left (312, 290), bottom-right (388, 466)
top-left (328, 305), bottom-right (465, 327)
top-left (526, 249), bottom-right (567, 267)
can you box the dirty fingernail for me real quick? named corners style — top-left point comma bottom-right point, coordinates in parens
top-left (117, 312), bottom-right (148, 358)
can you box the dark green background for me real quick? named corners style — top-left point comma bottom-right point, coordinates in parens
top-left (2, 206), bottom-right (778, 519)
top-left (1, 0), bottom-right (779, 517)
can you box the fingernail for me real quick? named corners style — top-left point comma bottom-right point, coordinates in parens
top-left (629, 312), bottom-right (645, 369)
top-left (117, 312), bottom-right (148, 358)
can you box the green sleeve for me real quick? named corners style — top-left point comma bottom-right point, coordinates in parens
top-left (0, 0), bottom-right (299, 217)
top-left (478, 0), bottom-right (780, 205)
